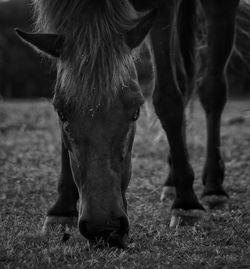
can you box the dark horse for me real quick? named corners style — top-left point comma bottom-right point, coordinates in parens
top-left (16, 0), bottom-right (239, 248)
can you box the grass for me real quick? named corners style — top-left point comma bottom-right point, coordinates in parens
top-left (0, 99), bottom-right (250, 268)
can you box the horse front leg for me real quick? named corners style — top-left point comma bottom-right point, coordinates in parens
top-left (151, 13), bottom-right (204, 227)
top-left (153, 73), bottom-right (204, 227)
top-left (42, 130), bottom-right (79, 233)
top-left (199, 0), bottom-right (239, 208)
top-left (160, 155), bottom-right (176, 201)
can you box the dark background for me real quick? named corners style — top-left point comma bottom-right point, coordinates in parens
top-left (0, 0), bottom-right (55, 98)
top-left (0, 0), bottom-right (249, 99)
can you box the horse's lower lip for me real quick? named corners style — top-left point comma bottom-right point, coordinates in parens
top-left (89, 232), bottom-right (129, 249)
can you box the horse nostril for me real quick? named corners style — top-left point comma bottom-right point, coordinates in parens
top-left (78, 215), bottom-right (129, 248)
top-left (78, 219), bottom-right (92, 240)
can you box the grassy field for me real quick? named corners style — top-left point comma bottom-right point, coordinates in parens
top-left (0, 99), bottom-right (250, 268)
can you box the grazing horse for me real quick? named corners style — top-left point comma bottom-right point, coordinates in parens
top-left (16, 0), bottom-right (239, 248)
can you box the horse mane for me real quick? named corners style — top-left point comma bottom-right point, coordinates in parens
top-left (32, 0), bottom-right (139, 111)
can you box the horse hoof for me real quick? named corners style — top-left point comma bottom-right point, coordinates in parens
top-left (160, 186), bottom-right (176, 201)
top-left (42, 216), bottom-right (77, 234)
top-left (170, 209), bottom-right (205, 228)
top-left (202, 195), bottom-right (229, 210)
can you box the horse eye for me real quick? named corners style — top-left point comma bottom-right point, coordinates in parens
top-left (131, 108), bottom-right (140, 121)
top-left (58, 111), bottom-right (67, 122)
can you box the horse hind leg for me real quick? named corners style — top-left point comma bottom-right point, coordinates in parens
top-left (199, 0), bottom-right (239, 209)
top-left (42, 133), bottom-right (79, 235)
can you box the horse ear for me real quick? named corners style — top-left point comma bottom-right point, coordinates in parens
top-left (126, 9), bottom-right (157, 49)
top-left (15, 29), bottom-right (64, 58)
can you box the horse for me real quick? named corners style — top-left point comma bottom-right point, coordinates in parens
top-left (16, 0), bottom-right (240, 248)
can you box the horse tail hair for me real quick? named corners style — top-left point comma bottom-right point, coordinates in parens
top-left (233, 1), bottom-right (250, 77)
top-left (170, 0), bottom-right (197, 103)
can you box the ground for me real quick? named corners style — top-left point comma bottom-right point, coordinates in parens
top-left (0, 99), bottom-right (250, 268)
